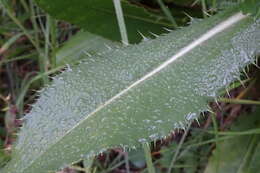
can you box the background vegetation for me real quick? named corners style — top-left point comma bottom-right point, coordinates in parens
top-left (0, 0), bottom-right (259, 172)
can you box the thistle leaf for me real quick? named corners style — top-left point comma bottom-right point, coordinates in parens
top-left (2, 6), bottom-right (259, 173)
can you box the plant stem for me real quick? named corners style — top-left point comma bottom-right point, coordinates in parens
top-left (49, 16), bottom-right (57, 68)
top-left (167, 122), bottom-right (192, 173)
top-left (201, 0), bottom-right (208, 18)
top-left (29, 0), bottom-right (40, 50)
top-left (15, 66), bottom-right (64, 109)
top-left (156, 0), bottom-right (178, 28)
top-left (2, 0), bottom-right (39, 51)
top-left (218, 98), bottom-right (260, 105)
top-left (45, 15), bottom-right (51, 70)
top-left (30, 0), bottom-right (49, 84)
top-left (113, 0), bottom-right (129, 45)
top-left (210, 113), bottom-right (220, 172)
top-left (208, 129), bottom-right (260, 136)
top-left (20, 0), bottom-right (29, 12)
top-left (143, 143), bottom-right (155, 173)
top-left (237, 135), bottom-right (259, 173)
top-left (124, 153), bottom-right (130, 173)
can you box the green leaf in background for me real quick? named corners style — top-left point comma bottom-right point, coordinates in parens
top-left (2, 5), bottom-right (260, 173)
top-left (35, 0), bottom-right (171, 43)
top-left (0, 150), bottom-right (10, 168)
top-left (0, 135), bottom-right (10, 168)
top-left (128, 149), bottom-right (146, 168)
top-left (56, 31), bottom-right (119, 65)
top-left (204, 108), bottom-right (260, 173)
top-left (240, 0), bottom-right (260, 18)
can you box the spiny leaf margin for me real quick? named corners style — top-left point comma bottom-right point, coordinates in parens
top-left (2, 5), bottom-right (260, 173)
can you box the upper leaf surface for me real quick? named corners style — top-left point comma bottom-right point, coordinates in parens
top-left (3, 6), bottom-right (260, 173)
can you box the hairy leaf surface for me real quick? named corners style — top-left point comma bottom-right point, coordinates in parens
top-left (2, 6), bottom-right (260, 173)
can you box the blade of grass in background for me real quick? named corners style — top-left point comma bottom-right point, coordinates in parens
top-left (156, 0), bottom-right (178, 28)
top-left (113, 0), bottom-right (129, 45)
top-left (143, 143), bottom-right (155, 173)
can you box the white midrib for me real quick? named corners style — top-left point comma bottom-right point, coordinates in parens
top-left (79, 12), bottom-right (247, 123)
top-left (23, 12), bottom-right (247, 172)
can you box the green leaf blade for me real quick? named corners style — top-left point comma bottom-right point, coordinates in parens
top-left (56, 30), bottom-right (119, 65)
top-left (35, 0), bottom-right (171, 43)
top-left (204, 108), bottom-right (260, 173)
top-left (2, 7), bottom-right (260, 173)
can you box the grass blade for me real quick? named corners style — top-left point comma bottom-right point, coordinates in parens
top-left (143, 143), bottom-right (155, 173)
top-left (113, 0), bottom-right (129, 45)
